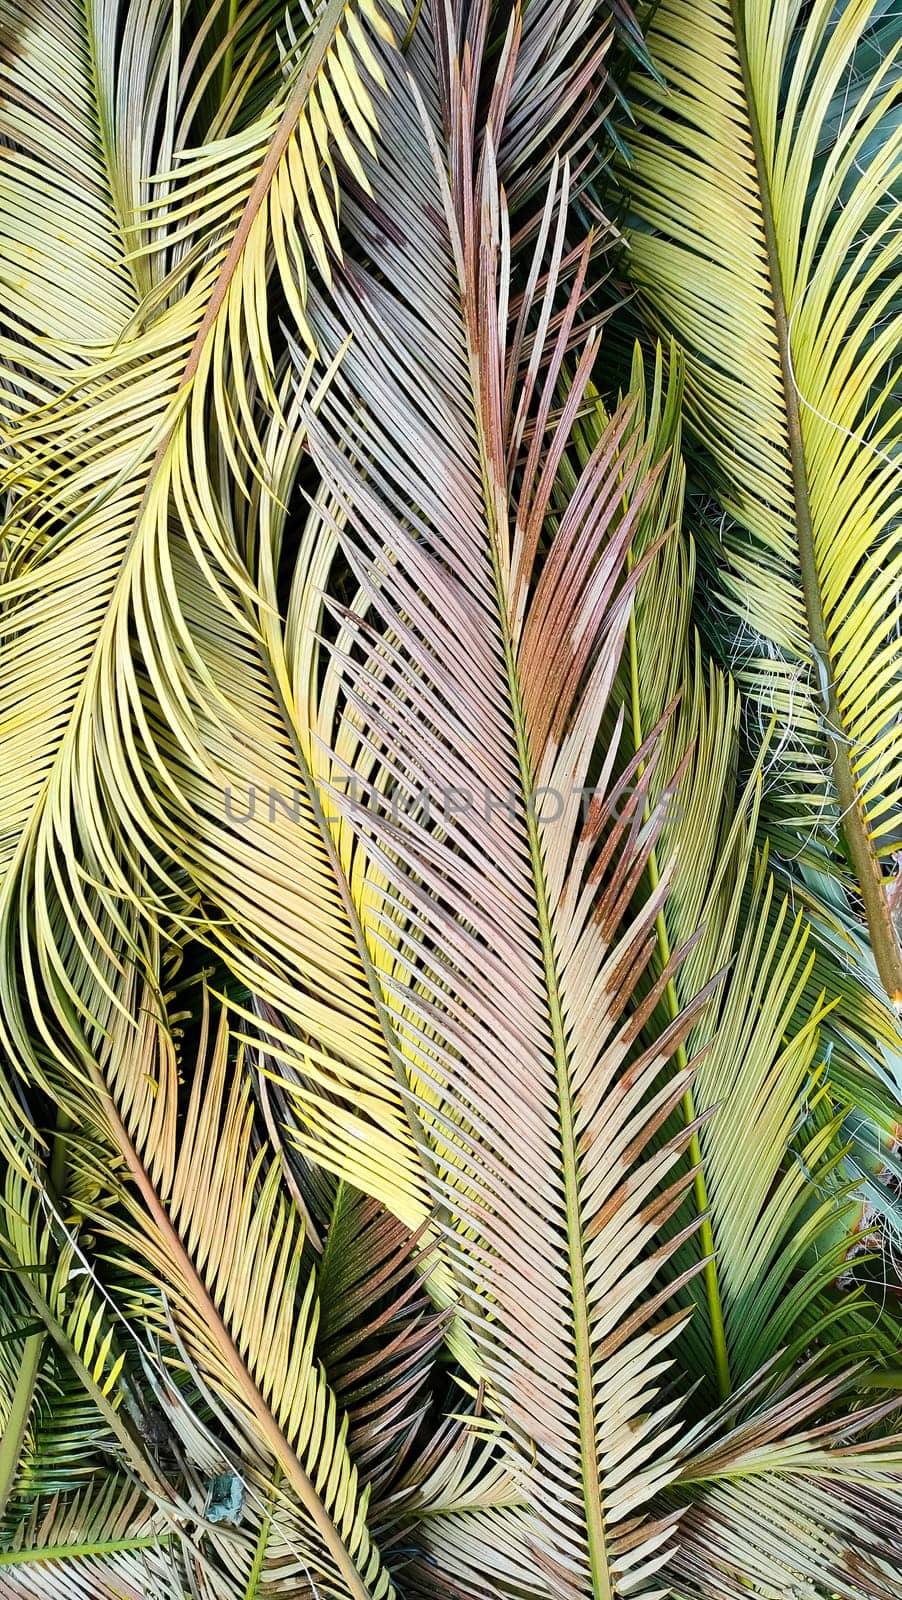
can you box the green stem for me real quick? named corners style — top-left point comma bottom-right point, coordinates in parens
top-left (0, 1334), bottom-right (42, 1523)
top-left (0, 1535), bottom-right (165, 1566)
top-left (730, 2), bottom-right (902, 1006)
top-left (626, 584), bottom-right (732, 1403)
top-left (221, 0), bottom-right (238, 98)
top-left (0, 1116), bottom-right (80, 1523)
top-left (242, 1468), bottom-right (280, 1599)
top-left (401, 0), bottom-right (423, 50)
top-left (0, 1247), bottom-right (173, 1504)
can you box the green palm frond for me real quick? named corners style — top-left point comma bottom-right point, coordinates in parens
top-left (620, 345), bottom-right (897, 1344)
top-left (597, 342), bottom-right (902, 1594)
top-left (0, 1307), bottom-right (131, 1536)
top-left (623, 0), bottom-right (902, 1003)
top-left (0, 1227), bottom-right (184, 1592)
top-left (0, 1113), bottom-right (177, 1517)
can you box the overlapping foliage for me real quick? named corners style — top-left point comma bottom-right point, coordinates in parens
top-left (1, 0), bottom-right (902, 1596)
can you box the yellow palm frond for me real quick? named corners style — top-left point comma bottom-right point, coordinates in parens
top-left (0, 0), bottom-right (402, 1129)
top-left (624, 0), bottom-right (902, 1001)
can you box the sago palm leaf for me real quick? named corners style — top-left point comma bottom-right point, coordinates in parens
top-left (3, 932), bottom-right (396, 1598)
top-left (313, 1185), bottom-right (445, 1500)
top-left (7, 934), bottom-right (503, 1598)
top-left (667, 1364), bottom-right (902, 1599)
top-left (0, 1478), bottom-right (165, 1600)
top-left (0, 1271), bottom-right (141, 1537)
top-left (0, 0), bottom-right (402, 1137)
top-left (0, 1115), bottom-right (184, 1516)
top-left (608, 345), bottom-right (902, 1598)
top-left (66, 961), bottom-right (400, 1599)
top-left (243, 12), bottom-right (725, 1594)
top-left (267, 12), bottom-right (902, 1591)
top-left (622, 0), bottom-right (902, 1005)
top-left (0, 1153), bottom-right (216, 1593)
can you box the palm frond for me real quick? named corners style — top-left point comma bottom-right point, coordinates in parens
top-left (82, 964), bottom-right (399, 1599)
top-left (255, 15), bottom-right (722, 1593)
top-left (0, 1111), bottom-right (178, 1520)
top-left (0, 1477), bottom-right (164, 1600)
top-left (5, 3), bottom-right (902, 1598)
top-left (0, 0), bottom-right (402, 1140)
top-left (667, 1363), bottom-right (902, 1599)
top-left (315, 1186), bottom-right (445, 1503)
top-left (623, 0), bottom-right (902, 1003)
top-left (617, 341), bottom-right (902, 1367)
